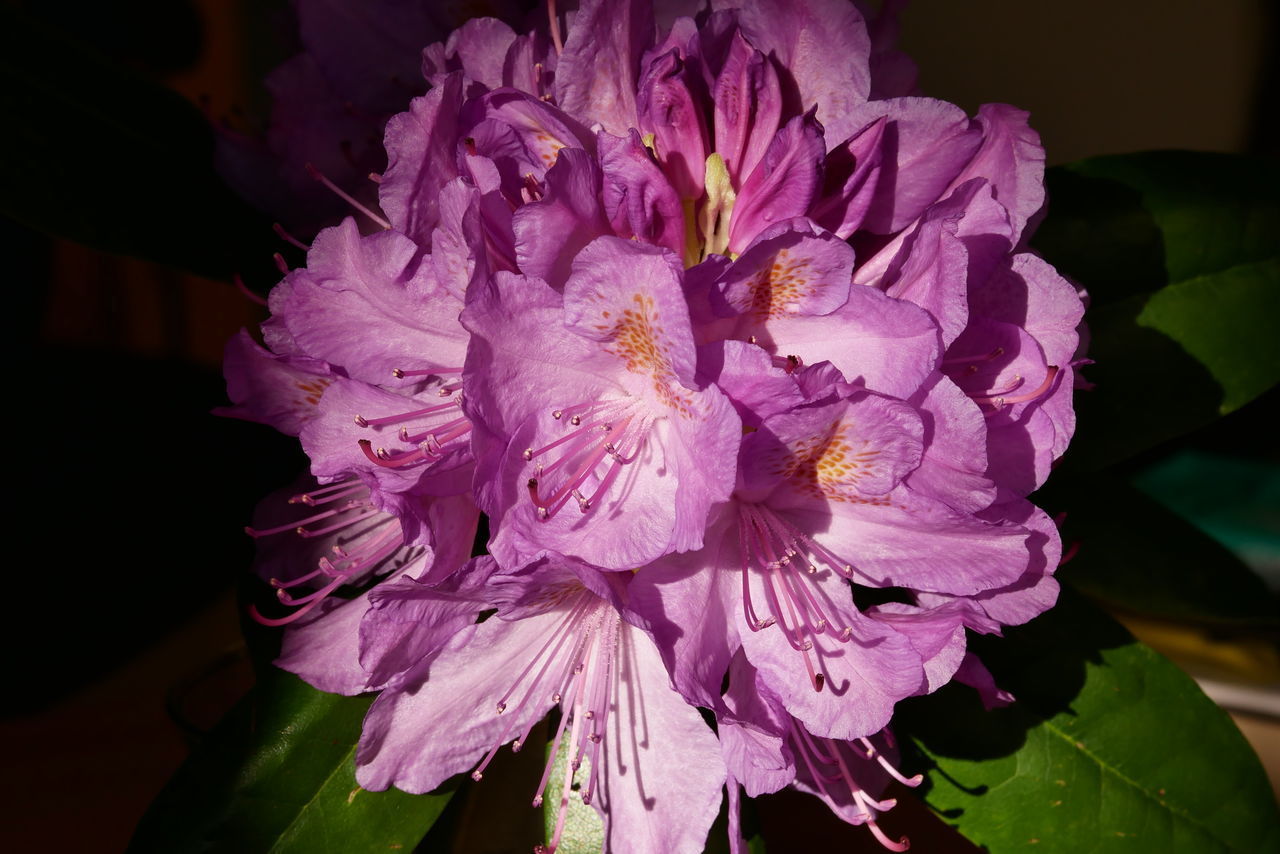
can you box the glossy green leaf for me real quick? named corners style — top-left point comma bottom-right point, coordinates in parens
top-left (1035, 152), bottom-right (1280, 306)
top-left (541, 733), bottom-right (606, 854)
top-left (899, 591), bottom-right (1279, 853)
top-left (1135, 259), bottom-right (1280, 413)
top-left (1032, 152), bottom-right (1280, 471)
top-left (128, 672), bottom-right (451, 853)
top-left (1043, 474), bottom-right (1279, 627)
top-left (0, 7), bottom-right (276, 280)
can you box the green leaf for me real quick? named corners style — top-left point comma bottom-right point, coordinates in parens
top-left (128, 672), bottom-right (451, 853)
top-left (899, 591), bottom-right (1279, 853)
top-left (1043, 474), bottom-right (1279, 627)
top-left (1032, 152), bottom-right (1280, 470)
top-left (1135, 260), bottom-right (1280, 413)
top-left (1035, 152), bottom-right (1280, 305)
top-left (541, 732), bottom-right (606, 854)
top-left (0, 7), bottom-right (276, 280)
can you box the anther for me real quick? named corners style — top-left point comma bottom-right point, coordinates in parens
top-left (522, 448), bottom-right (535, 461)
top-left (354, 414), bottom-right (369, 427)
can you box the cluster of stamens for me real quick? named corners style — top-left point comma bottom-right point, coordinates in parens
top-left (468, 590), bottom-right (622, 854)
top-left (245, 480), bottom-right (416, 626)
top-left (738, 503), bottom-right (890, 692)
top-left (788, 720), bottom-right (921, 851)
top-left (523, 401), bottom-right (648, 521)
top-left (355, 372), bottom-right (470, 469)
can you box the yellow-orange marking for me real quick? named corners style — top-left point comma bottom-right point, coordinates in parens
top-left (778, 418), bottom-right (891, 504)
top-left (595, 293), bottom-right (696, 417)
top-left (746, 248), bottom-right (819, 318)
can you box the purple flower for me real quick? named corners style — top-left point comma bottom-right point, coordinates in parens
top-left (462, 239), bottom-right (741, 570)
top-left (354, 557), bottom-right (726, 854)
top-left (220, 1), bottom-right (1087, 850)
top-left (718, 651), bottom-right (924, 852)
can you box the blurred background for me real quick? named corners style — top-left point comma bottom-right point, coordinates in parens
top-left (1, 0), bottom-right (1275, 851)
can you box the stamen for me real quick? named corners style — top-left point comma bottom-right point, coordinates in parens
top-left (248, 490), bottom-right (412, 627)
top-left (738, 518), bottom-right (776, 631)
top-left (788, 722), bottom-right (914, 851)
top-left (232, 273), bottom-right (269, 307)
top-left (526, 409), bottom-right (641, 521)
top-left (471, 598), bottom-right (591, 783)
top-left (248, 583), bottom-right (341, 626)
top-left (852, 737), bottom-right (923, 787)
top-left (393, 366), bottom-right (463, 379)
top-left (305, 162), bottom-right (392, 230)
top-left (273, 252), bottom-right (290, 275)
top-left (942, 345), bottom-right (1004, 367)
top-left (288, 481), bottom-right (363, 506)
top-left (973, 366), bottom-right (1059, 409)
top-left (865, 820), bottom-right (911, 852)
top-left (358, 439), bottom-right (428, 468)
top-left (244, 501), bottom-right (363, 537)
top-left (272, 222), bottom-right (311, 251)
top-left (354, 401), bottom-right (457, 428)
top-left (296, 509), bottom-right (381, 538)
top-left (738, 503), bottom-right (875, 683)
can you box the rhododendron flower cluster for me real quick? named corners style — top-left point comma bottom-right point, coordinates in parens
top-left (223, 1), bottom-right (1085, 851)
